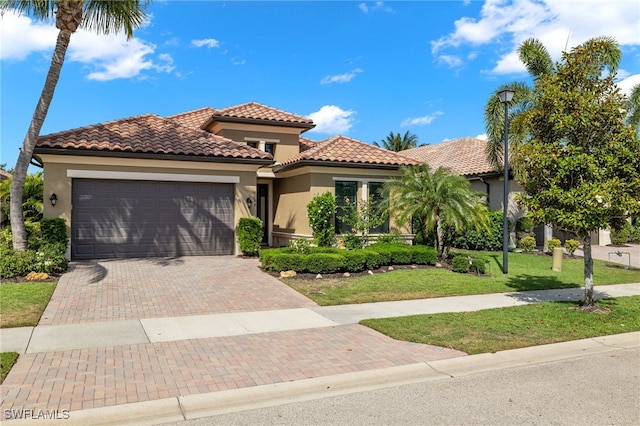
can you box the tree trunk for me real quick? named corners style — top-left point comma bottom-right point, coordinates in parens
top-left (10, 29), bottom-right (71, 251)
top-left (436, 219), bottom-right (444, 258)
top-left (582, 238), bottom-right (595, 306)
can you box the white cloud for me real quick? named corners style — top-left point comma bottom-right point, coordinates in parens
top-left (401, 111), bottom-right (443, 127)
top-left (0, 13), bottom-right (57, 60)
top-left (436, 55), bottom-right (463, 68)
top-left (1, 11), bottom-right (174, 81)
top-left (320, 68), bottom-right (363, 85)
top-left (191, 38), bottom-right (220, 48)
top-left (308, 105), bottom-right (356, 134)
top-left (432, 0), bottom-right (640, 73)
top-left (476, 133), bottom-right (488, 140)
top-left (358, 2), bottom-right (393, 14)
top-left (617, 73), bottom-right (640, 96)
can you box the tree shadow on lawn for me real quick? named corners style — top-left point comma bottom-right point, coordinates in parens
top-left (505, 275), bottom-right (622, 304)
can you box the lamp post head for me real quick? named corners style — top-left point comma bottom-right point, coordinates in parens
top-left (498, 86), bottom-right (515, 104)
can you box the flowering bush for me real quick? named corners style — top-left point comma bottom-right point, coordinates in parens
top-left (307, 192), bottom-right (337, 247)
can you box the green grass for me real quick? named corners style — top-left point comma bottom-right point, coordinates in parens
top-left (1, 352), bottom-right (19, 384)
top-left (284, 252), bottom-right (640, 305)
top-left (362, 296), bottom-right (640, 355)
top-left (0, 282), bottom-right (56, 328)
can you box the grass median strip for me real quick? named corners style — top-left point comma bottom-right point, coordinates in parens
top-left (361, 296), bottom-right (640, 355)
top-left (0, 282), bottom-right (55, 328)
top-left (1, 352), bottom-right (19, 384)
top-left (283, 252), bottom-right (640, 305)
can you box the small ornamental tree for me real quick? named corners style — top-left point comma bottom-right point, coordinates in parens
top-left (306, 192), bottom-right (337, 247)
top-left (514, 37), bottom-right (640, 306)
top-left (340, 198), bottom-right (388, 248)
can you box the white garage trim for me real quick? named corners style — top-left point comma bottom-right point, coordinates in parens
top-left (67, 169), bottom-right (240, 183)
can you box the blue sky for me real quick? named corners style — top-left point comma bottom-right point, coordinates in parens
top-left (1, 0), bottom-right (639, 169)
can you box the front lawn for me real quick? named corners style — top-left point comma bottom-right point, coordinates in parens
top-left (362, 296), bottom-right (640, 354)
top-left (0, 282), bottom-right (56, 328)
top-left (283, 252), bottom-right (640, 305)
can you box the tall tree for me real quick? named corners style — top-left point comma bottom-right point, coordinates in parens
top-left (514, 38), bottom-right (640, 307)
top-left (383, 164), bottom-right (488, 258)
top-left (626, 84), bottom-right (640, 130)
top-left (484, 36), bottom-right (622, 172)
top-left (373, 131), bottom-right (420, 152)
top-left (1, 0), bottom-right (149, 251)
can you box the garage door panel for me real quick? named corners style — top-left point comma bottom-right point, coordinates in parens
top-left (72, 179), bottom-right (235, 259)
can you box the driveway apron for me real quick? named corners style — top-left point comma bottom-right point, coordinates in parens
top-left (39, 256), bottom-right (317, 325)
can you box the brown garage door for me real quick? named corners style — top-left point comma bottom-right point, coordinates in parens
top-left (72, 179), bottom-right (235, 259)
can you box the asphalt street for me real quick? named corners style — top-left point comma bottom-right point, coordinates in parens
top-left (164, 348), bottom-right (640, 426)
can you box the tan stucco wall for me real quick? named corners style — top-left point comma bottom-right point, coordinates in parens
top-left (272, 167), bottom-right (411, 246)
top-left (220, 129), bottom-right (302, 163)
top-left (39, 154), bottom-right (260, 255)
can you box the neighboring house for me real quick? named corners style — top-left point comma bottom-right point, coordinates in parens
top-left (402, 137), bottom-right (611, 247)
top-left (402, 137), bottom-right (526, 223)
top-left (0, 169), bottom-right (11, 181)
top-left (34, 102), bottom-right (420, 259)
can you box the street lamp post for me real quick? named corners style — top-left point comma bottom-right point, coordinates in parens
top-left (498, 86), bottom-right (515, 274)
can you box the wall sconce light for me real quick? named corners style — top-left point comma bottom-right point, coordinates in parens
top-left (49, 193), bottom-right (58, 206)
top-left (246, 197), bottom-right (253, 209)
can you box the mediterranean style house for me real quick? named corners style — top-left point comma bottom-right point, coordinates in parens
top-left (35, 102), bottom-right (420, 259)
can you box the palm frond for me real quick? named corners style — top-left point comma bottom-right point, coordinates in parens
top-left (518, 38), bottom-right (554, 78)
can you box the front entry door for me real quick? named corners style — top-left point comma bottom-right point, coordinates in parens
top-left (257, 184), bottom-right (269, 245)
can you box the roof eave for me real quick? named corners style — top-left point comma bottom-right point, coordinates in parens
top-left (273, 160), bottom-right (411, 173)
top-left (203, 116), bottom-right (315, 130)
top-left (34, 147), bottom-right (275, 166)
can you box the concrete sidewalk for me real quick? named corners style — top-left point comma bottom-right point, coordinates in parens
top-left (2, 283), bottom-right (638, 355)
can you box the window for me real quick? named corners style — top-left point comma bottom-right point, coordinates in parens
top-left (264, 143), bottom-right (275, 155)
top-left (368, 182), bottom-right (389, 234)
top-left (335, 181), bottom-right (357, 234)
top-left (247, 142), bottom-right (258, 149)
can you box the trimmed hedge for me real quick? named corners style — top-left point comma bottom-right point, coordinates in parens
top-left (259, 243), bottom-right (437, 274)
top-left (238, 217), bottom-right (263, 256)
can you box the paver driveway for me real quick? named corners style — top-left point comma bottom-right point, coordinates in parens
top-left (40, 256), bottom-right (316, 325)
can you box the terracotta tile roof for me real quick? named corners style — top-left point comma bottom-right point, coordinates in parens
top-left (166, 107), bottom-right (216, 129)
top-left (275, 135), bottom-right (421, 171)
top-left (401, 137), bottom-right (496, 176)
top-left (299, 137), bottom-right (318, 152)
top-left (0, 169), bottom-right (11, 180)
top-left (35, 114), bottom-right (273, 161)
top-left (209, 102), bottom-right (315, 128)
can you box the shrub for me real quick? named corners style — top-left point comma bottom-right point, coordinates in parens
top-left (451, 255), bottom-right (470, 273)
top-left (32, 243), bottom-right (68, 274)
top-left (516, 216), bottom-right (533, 233)
top-left (0, 248), bottom-right (36, 278)
top-left (360, 249), bottom-right (382, 270)
top-left (367, 243), bottom-right (392, 265)
top-left (270, 253), bottom-right (306, 272)
top-left (289, 238), bottom-right (312, 254)
top-left (546, 237), bottom-right (562, 253)
top-left (341, 233), bottom-right (363, 250)
top-left (564, 239), bottom-right (580, 256)
top-left (342, 250), bottom-right (367, 272)
top-left (259, 247), bottom-right (293, 271)
top-left (519, 236), bottom-right (536, 252)
top-left (375, 233), bottom-right (403, 244)
top-left (238, 217), bottom-right (263, 256)
top-left (452, 210), bottom-right (504, 251)
top-left (468, 256), bottom-right (488, 275)
top-left (40, 218), bottom-right (68, 247)
top-left (307, 192), bottom-right (336, 247)
top-left (0, 228), bottom-right (12, 250)
top-left (387, 244), bottom-right (413, 265)
top-left (411, 245), bottom-right (438, 265)
top-left (305, 253), bottom-right (344, 274)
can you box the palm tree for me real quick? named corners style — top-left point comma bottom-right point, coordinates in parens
top-left (1, 172), bottom-right (44, 228)
top-left (484, 36), bottom-right (622, 173)
top-left (373, 131), bottom-right (421, 152)
top-left (1, 0), bottom-right (149, 251)
top-left (626, 84), bottom-right (640, 130)
top-left (383, 164), bottom-right (488, 258)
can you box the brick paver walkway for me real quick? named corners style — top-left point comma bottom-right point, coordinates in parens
top-left (40, 257), bottom-right (315, 325)
top-left (1, 325), bottom-right (464, 412)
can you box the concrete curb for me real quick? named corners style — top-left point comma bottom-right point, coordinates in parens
top-left (4, 332), bottom-right (638, 425)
